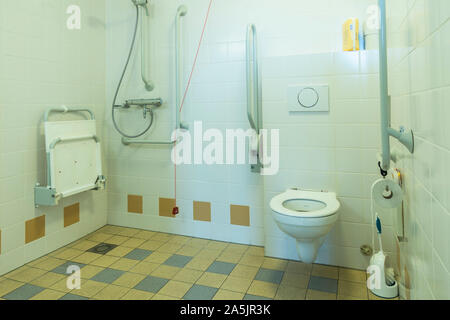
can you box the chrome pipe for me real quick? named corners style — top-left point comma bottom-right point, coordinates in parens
top-left (125, 98), bottom-right (163, 107)
top-left (122, 137), bottom-right (176, 145)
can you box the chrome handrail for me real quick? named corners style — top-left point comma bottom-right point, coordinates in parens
top-left (246, 24), bottom-right (260, 132)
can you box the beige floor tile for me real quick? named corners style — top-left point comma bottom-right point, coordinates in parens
top-left (30, 272), bottom-right (66, 288)
top-left (121, 238), bottom-right (146, 248)
top-left (139, 240), bottom-right (166, 251)
top-left (80, 265), bottom-right (105, 279)
top-left (0, 278), bottom-right (25, 296)
top-left (312, 264), bottom-right (339, 279)
top-left (196, 272), bottom-right (227, 288)
top-left (221, 276), bottom-right (252, 293)
top-left (6, 267), bottom-right (47, 283)
top-left (205, 241), bottom-right (228, 251)
top-left (72, 252), bottom-right (103, 264)
top-left (32, 257), bottom-right (66, 271)
top-left (247, 280), bottom-right (278, 299)
top-left (225, 244), bottom-right (249, 254)
top-left (90, 255), bottom-right (120, 268)
top-left (133, 230), bottom-right (157, 240)
top-left (239, 254), bottom-right (264, 268)
top-left (339, 268), bottom-right (367, 283)
top-left (121, 289), bottom-right (154, 300)
top-left (168, 235), bottom-right (191, 245)
top-left (338, 280), bottom-right (368, 299)
top-left (99, 225), bottom-right (123, 234)
top-left (87, 232), bottom-right (113, 242)
top-left (109, 258), bottom-right (139, 271)
top-left (285, 261), bottom-right (312, 275)
top-left (27, 256), bottom-right (49, 267)
top-left (152, 233), bottom-right (173, 242)
top-left (107, 235), bottom-right (130, 245)
top-left (187, 238), bottom-right (210, 248)
top-left (158, 280), bottom-right (192, 298)
top-left (280, 272), bottom-right (310, 289)
top-left (5, 265), bottom-right (30, 277)
top-left (157, 242), bottom-right (183, 254)
top-left (338, 295), bottom-right (365, 300)
top-left (306, 289), bottom-right (336, 300)
top-left (53, 248), bottom-right (84, 260)
top-left (185, 257), bottom-right (214, 271)
top-left (229, 264), bottom-right (259, 280)
top-left (50, 278), bottom-right (73, 293)
top-left (130, 261), bottom-right (160, 275)
top-left (151, 265), bottom-right (181, 279)
top-left (262, 257), bottom-right (288, 271)
top-left (245, 246), bottom-right (265, 256)
top-left (173, 268), bottom-right (203, 284)
top-left (176, 245), bottom-right (201, 257)
top-left (216, 252), bottom-right (243, 264)
top-left (275, 286), bottom-right (307, 300)
top-left (113, 272), bottom-right (146, 288)
top-left (116, 228), bottom-right (140, 237)
top-left (151, 293), bottom-right (177, 300)
top-left (30, 289), bottom-right (66, 300)
top-left (213, 289), bottom-right (244, 300)
top-left (106, 246), bottom-right (134, 257)
top-left (144, 251), bottom-right (172, 264)
top-left (197, 248), bottom-right (221, 259)
top-left (93, 284), bottom-right (130, 300)
top-left (71, 240), bottom-right (98, 251)
top-left (73, 280), bottom-right (107, 298)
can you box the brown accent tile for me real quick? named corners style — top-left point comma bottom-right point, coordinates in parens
top-left (25, 215), bottom-right (45, 244)
top-left (64, 203), bottom-right (80, 227)
top-left (128, 195), bottom-right (143, 214)
top-left (193, 201), bottom-right (211, 222)
top-left (230, 205), bottom-right (250, 226)
top-left (159, 198), bottom-right (176, 218)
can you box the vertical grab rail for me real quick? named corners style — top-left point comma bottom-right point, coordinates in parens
top-left (246, 24), bottom-right (262, 173)
top-left (377, 0), bottom-right (414, 175)
top-left (176, 5), bottom-right (188, 129)
top-left (139, 3), bottom-right (154, 91)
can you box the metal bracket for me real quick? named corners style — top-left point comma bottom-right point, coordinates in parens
top-left (34, 184), bottom-right (61, 207)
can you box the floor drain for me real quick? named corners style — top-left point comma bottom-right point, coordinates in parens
top-left (87, 243), bottom-right (118, 255)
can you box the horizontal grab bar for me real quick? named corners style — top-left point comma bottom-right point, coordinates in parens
top-left (122, 137), bottom-right (176, 145)
top-left (44, 107), bottom-right (95, 121)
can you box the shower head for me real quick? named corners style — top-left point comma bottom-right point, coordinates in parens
top-left (177, 5), bottom-right (188, 17)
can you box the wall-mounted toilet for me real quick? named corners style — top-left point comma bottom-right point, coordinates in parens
top-left (270, 188), bottom-right (340, 263)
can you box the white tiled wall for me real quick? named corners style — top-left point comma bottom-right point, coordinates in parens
top-left (105, 0), bottom-right (378, 266)
top-left (0, 0), bottom-right (107, 275)
top-left (387, 0), bottom-right (450, 300)
top-left (261, 50), bottom-right (397, 270)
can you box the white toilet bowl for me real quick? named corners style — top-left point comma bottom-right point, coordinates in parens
top-left (270, 188), bottom-right (340, 263)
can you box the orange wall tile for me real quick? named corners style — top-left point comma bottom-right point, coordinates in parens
top-left (128, 195), bottom-right (143, 214)
top-left (25, 215), bottom-right (46, 244)
top-left (230, 205), bottom-right (250, 227)
top-left (193, 201), bottom-right (211, 222)
top-left (64, 203), bottom-right (80, 227)
top-left (159, 198), bottom-right (176, 218)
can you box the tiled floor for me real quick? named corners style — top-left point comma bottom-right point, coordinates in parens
top-left (0, 225), bottom-right (398, 300)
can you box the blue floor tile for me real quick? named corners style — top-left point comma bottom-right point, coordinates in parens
top-left (134, 276), bottom-right (169, 293)
top-left (308, 276), bottom-right (338, 293)
top-left (206, 261), bottom-right (236, 275)
top-left (59, 293), bottom-right (89, 300)
top-left (124, 248), bottom-right (153, 261)
top-left (254, 268), bottom-right (284, 284)
top-left (163, 254), bottom-right (192, 268)
top-left (90, 268), bottom-right (124, 283)
top-left (51, 261), bottom-right (86, 275)
top-left (183, 285), bottom-right (218, 300)
top-left (2, 284), bottom-right (45, 300)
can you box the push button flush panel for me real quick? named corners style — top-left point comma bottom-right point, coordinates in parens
top-left (287, 85), bottom-right (329, 112)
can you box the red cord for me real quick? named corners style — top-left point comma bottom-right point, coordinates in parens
top-left (174, 0), bottom-right (214, 214)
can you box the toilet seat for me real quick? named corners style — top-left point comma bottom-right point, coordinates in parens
top-left (270, 189), bottom-right (340, 218)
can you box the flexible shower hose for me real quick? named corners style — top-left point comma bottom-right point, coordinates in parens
top-left (112, 5), bottom-right (154, 139)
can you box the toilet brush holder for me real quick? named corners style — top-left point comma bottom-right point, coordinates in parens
top-left (368, 251), bottom-right (399, 299)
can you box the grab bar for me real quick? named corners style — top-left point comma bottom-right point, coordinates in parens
top-left (139, 2), bottom-right (154, 91)
top-left (122, 137), bottom-right (176, 145)
top-left (176, 5), bottom-right (188, 129)
top-left (246, 24), bottom-right (262, 173)
top-left (44, 106), bottom-right (95, 122)
top-left (246, 24), bottom-right (260, 132)
top-left (378, 0), bottom-right (414, 174)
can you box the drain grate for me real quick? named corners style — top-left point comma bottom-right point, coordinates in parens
top-left (87, 243), bottom-right (118, 255)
